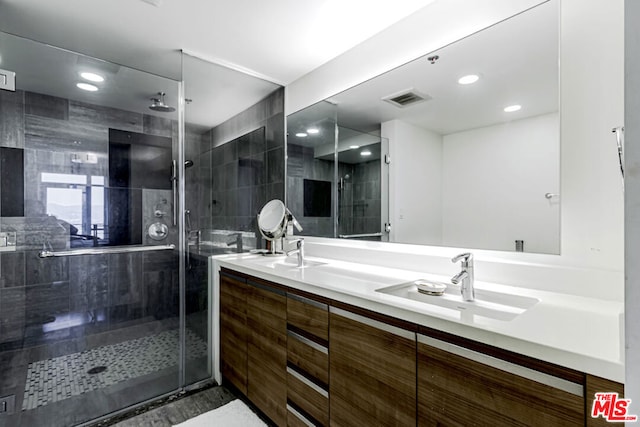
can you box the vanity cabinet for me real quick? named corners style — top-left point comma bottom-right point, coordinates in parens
top-left (219, 268), bottom-right (622, 427)
top-left (219, 269), bottom-right (287, 425)
top-left (286, 293), bottom-right (330, 426)
top-left (329, 305), bottom-right (417, 426)
top-left (417, 333), bottom-right (585, 426)
top-left (246, 277), bottom-right (288, 426)
top-left (219, 271), bottom-right (248, 394)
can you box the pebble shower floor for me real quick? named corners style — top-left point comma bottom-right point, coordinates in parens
top-left (22, 329), bottom-right (207, 410)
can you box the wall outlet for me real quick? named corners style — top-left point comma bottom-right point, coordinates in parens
top-left (0, 395), bottom-right (15, 415)
top-left (0, 69), bottom-right (16, 92)
top-left (0, 232), bottom-right (17, 252)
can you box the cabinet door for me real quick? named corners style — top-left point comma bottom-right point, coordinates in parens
top-left (247, 281), bottom-right (287, 426)
top-left (329, 307), bottom-right (417, 426)
top-left (219, 272), bottom-right (247, 394)
top-left (418, 335), bottom-right (584, 427)
top-left (586, 374), bottom-right (625, 427)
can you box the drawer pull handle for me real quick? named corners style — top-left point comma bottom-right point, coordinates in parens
top-left (287, 366), bottom-right (329, 398)
top-left (287, 403), bottom-right (316, 427)
top-left (287, 329), bottom-right (328, 354)
top-left (418, 335), bottom-right (584, 397)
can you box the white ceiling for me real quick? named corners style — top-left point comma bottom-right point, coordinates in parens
top-left (328, 0), bottom-right (558, 135)
top-left (287, 1), bottom-right (557, 164)
top-left (0, 0), bottom-right (436, 85)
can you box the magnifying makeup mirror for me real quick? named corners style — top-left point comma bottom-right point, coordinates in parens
top-left (257, 199), bottom-right (303, 254)
top-left (258, 199), bottom-right (287, 241)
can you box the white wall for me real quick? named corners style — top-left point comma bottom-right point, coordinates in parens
top-left (442, 113), bottom-right (560, 254)
top-left (625, 0), bottom-right (640, 411)
top-left (560, 0), bottom-right (624, 270)
top-left (382, 120), bottom-right (442, 244)
top-left (285, 0), bottom-right (547, 115)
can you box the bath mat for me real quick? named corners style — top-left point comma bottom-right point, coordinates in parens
top-left (173, 399), bottom-right (267, 427)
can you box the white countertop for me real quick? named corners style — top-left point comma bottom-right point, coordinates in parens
top-left (211, 252), bottom-right (624, 383)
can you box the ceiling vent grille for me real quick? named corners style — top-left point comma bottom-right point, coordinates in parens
top-left (382, 89), bottom-right (431, 108)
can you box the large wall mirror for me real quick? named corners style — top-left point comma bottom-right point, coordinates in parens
top-left (286, 0), bottom-right (559, 254)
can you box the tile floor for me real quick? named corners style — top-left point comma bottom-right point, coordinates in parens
top-left (0, 316), bottom-right (209, 427)
top-left (22, 329), bottom-right (206, 410)
top-left (108, 386), bottom-right (238, 427)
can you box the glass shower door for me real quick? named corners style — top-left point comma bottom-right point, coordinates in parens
top-left (0, 31), bottom-right (185, 427)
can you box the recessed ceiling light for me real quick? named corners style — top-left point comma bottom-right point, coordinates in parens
top-left (349, 145), bottom-right (360, 150)
top-left (306, 128), bottom-right (319, 134)
top-left (295, 132), bottom-right (308, 138)
top-left (504, 104), bottom-right (522, 113)
top-left (458, 74), bottom-right (479, 85)
top-left (76, 82), bottom-right (98, 92)
top-left (360, 150), bottom-right (372, 156)
top-left (80, 72), bottom-right (104, 82)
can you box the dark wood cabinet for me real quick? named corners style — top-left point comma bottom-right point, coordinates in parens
top-left (329, 307), bottom-right (417, 427)
top-left (219, 270), bottom-right (287, 425)
top-left (220, 268), bottom-right (623, 427)
top-left (286, 293), bottom-right (330, 426)
top-left (586, 374), bottom-right (625, 427)
top-left (219, 271), bottom-right (248, 394)
top-left (417, 334), bottom-right (584, 427)
top-left (246, 279), bottom-right (288, 426)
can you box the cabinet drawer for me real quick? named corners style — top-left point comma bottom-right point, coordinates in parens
top-left (287, 294), bottom-right (328, 341)
top-left (287, 329), bottom-right (328, 386)
top-left (418, 336), bottom-right (584, 426)
top-left (287, 366), bottom-right (329, 426)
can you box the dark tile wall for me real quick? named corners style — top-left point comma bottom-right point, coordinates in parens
top-left (0, 89), bottom-right (180, 349)
top-left (338, 160), bottom-right (381, 237)
top-left (198, 88), bottom-right (285, 247)
top-left (287, 143), bottom-right (335, 237)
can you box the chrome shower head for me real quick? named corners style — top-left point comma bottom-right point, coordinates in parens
top-left (184, 160), bottom-right (194, 168)
top-left (149, 92), bottom-right (176, 113)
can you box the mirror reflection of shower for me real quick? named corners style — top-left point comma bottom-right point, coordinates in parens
top-left (337, 140), bottom-right (383, 240)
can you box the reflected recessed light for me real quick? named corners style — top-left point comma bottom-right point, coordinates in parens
top-left (349, 145), bottom-right (360, 150)
top-left (295, 132), bottom-right (308, 137)
top-left (458, 74), bottom-right (479, 85)
top-left (80, 72), bottom-right (104, 82)
top-left (504, 104), bottom-right (522, 113)
top-left (360, 150), bottom-right (372, 156)
top-left (76, 82), bottom-right (98, 92)
top-left (306, 128), bottom-right (319, 134)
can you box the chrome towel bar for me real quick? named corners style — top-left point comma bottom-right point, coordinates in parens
top-left (38, 244), bottom-right (175, 258)
top-left (338, 232), bottom-right (383, 239)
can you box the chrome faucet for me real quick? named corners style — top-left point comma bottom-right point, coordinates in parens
top-left (285, 238), bottom-right (305, 267)
top-left (451, 253), bottom-right (474, 301)
top-left (226, 232), bottom-right (243, 253)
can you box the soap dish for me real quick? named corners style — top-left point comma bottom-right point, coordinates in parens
top-left (415, 280), bottom-right (447, 296)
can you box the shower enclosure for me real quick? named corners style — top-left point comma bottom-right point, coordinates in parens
top-left (286, 100), bottom-right (389, 241)
top-left (0, 31), bottom-right (283, 427)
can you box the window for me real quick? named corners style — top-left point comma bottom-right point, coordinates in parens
top-left (42, 173), bottom-right (106, 240)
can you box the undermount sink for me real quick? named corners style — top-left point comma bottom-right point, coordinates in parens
top-left (253, 255), bottom-right (327, 270)
top-left (376, 280), bottom-right (539, 321)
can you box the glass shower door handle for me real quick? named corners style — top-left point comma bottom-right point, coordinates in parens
top-left (172, 160), bottom-right (178, 226)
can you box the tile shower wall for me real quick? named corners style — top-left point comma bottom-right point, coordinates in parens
top-left (338, 159), bottom-right (381, 237)
top-left (0, 89), bottom-right (180, 350)
top-left (287, 143), bottom-right (335, 237)
top-left (190, 88), bottom-right (285, 246)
